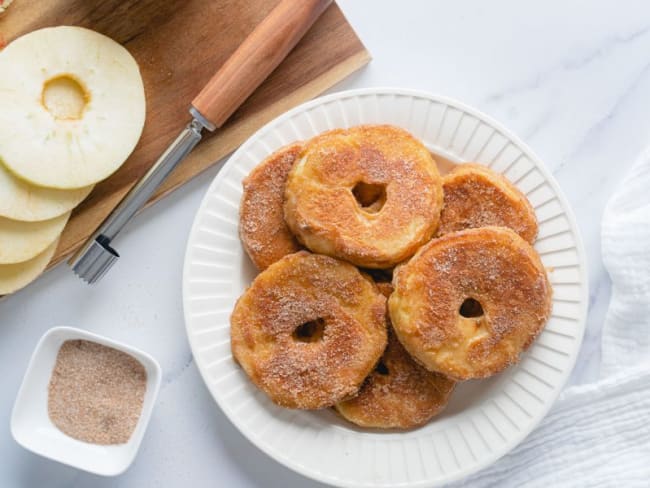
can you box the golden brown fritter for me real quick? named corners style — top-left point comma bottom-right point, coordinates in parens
top-left (284, 125), bottom-right (443, 268)
top-left (239, 143), bottom-right (303, 270)
top-left (336, 283), bottom-right (455, 429)
top-left (389, 227), bottom-right (552, 381)
top-left (439, 163), bottom-right (538, 243)
top-left (231, 251), bottom-right (388, 409)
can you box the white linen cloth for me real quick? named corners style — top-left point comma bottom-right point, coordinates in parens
top-left (451, 152), bottom-right (650, 486)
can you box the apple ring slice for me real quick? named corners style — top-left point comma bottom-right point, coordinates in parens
top-left (0, 239), bottom-right (58, 295)
top-left (0, 212), bottom-right (69, 264)
top-left (0, 161), bottom-right (92, 221)
top-left (0, 26), bottom-right (146, 189)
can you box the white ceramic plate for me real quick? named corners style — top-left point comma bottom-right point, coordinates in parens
top-left (182, 88), bottom-right (588, 487)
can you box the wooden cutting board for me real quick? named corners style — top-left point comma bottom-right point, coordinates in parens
top-left (0, 0), bottom-right (369, 269)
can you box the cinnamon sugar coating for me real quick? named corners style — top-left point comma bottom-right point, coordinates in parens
top-left (336, 283), bottom-right (455, 429)
top-left (439, 164), bottom-right (538, 243)
top-left (230, 251), bottom-right (388, 409)
top-left (389, 227), bottom-right (552, 381)
top-left (239, 143), bottom-right (303, 270)
top-left (284, 125), bottom-right (443, 268)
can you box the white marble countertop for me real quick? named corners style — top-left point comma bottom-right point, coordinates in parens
top-left (2, 1), bottom-right (650, 486)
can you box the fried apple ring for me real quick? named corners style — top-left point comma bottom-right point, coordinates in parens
top-left (239, 143), bottom-right (303, 270)
top-left (284, 125), bottom-right (443, 268)
top-left (439, 164), bottom-right (538, 243)
top-left (335, 283), bottom-right (455, 429)
top-left (231, 251), bottom-right (388, 409)
top-left (389, 226), bottom-right (552, 380)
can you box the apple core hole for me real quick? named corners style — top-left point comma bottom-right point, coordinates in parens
top-left (293, 318), bottom-right (325, 343)
top-left (42, 75), bottom-right (88, 120)
top-left (352, 182), bottom-right (386, 213)
top-left (460, 298), bottom-right (484, 318)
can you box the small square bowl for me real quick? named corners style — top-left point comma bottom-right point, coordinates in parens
top-left (11, 326), bottom-right (162, 476)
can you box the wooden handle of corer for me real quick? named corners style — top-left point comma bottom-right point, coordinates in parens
top-left (191, 0), bottom-right (332, 130)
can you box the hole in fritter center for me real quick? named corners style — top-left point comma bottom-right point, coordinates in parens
top-left (375, 360), bottom-right (389, 375)
top-left (293, 318), bottom-right (325, 343)
top-left (460, 298), bottom-right (484, 318)
top-left (42, 75), bottom-right (89, 120)
top-left (352, 182), bottom-right (386, 213)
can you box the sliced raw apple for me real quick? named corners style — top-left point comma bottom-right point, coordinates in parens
top-left (0, 212), bottom-right (69, 264)
top-left (0, 26), bottom-right (146, 189)
top-left (0, 159), bottom-right (92, 221)
top-left (0, 238), bottom-right (58, 295)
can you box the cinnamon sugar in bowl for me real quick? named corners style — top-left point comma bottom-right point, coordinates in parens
top-left (11, 327), bottom-right (161, 476)
top-left (48, 339), bottom-right (147, 445)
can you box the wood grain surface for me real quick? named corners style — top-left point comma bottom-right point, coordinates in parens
top-left (0, 0), bottom-right (369, 269)
top-left (192, 0), bottom-right (332, 128)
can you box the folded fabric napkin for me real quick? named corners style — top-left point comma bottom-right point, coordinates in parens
top-left (450, 151), bottom-right (650, 486)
